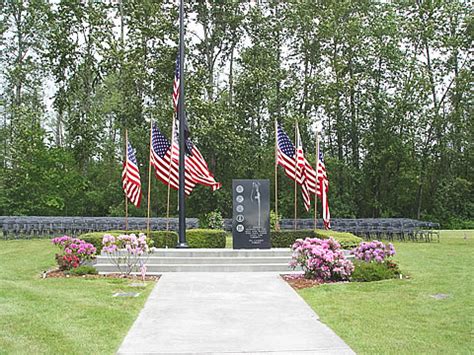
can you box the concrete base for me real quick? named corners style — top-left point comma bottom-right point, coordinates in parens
top-left (118, 273), bottom-right (354, 354)
top-left (95, 248), bottom-right (297, 273)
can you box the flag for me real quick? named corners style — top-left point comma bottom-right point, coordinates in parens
top-left (172, 119), bottom-right (222, 191)
top-left (276, 121), bottom-right (315, 211)
top-left (122, 141), bottom-right (142, 208)
top-left (295, 124), bottom-right (312, 212)
top-left (150, 122), bottom-right (195, 195)
top-left (172, 53), bottom-right (180, 111)
top-left (317, 150), bottom-right (331, 229)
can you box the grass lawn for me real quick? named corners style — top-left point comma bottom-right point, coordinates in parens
top-left (299, 230), bottom-right (474, 354)
top-left (0, 239), bottom-right (155, 354)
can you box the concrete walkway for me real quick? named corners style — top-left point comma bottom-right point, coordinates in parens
top-left (118, 273), bottom-right (354, 355)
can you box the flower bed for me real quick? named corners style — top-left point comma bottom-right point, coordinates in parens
top-left (289, 237), bottom-right (354, 281)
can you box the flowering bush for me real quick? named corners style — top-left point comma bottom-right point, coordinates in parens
top-left (289, 237), bottom-right (354, 281)
top-left (351, 240), bottom-right (396, 263)
top-left (51, 236), bottom-right (96, 270)
top-left (101, 233), bottom-right (150, 275)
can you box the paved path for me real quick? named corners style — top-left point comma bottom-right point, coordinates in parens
top-left (118, 273), bottom-right (354, 355)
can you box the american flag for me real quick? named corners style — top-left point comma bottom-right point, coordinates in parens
top-left (172, 119), bottom-right (222, 191)
top-left (122, 141), bottom-right (142, 207)
top-left (172, 53), bottom-right (180, 111)
top-left (276, 121), bottom-right (316, 211)
top-left (150, 122), bottom-right (195, 195)
top-left (317, 150), bottom-right (331, 229)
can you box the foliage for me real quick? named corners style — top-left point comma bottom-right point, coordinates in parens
top-left (186, 229), bottom-right (227, 249)
top-left (67, 265), bottom-right (98, 276)
top-left (80, 230), bottom-right (177, 252)
top-left (298, 230), bottom-right (474, 353)
top-left (314, 230), bottom-right (362, 250)
top-left (270, 210), bottom-right (281, 230)
top-left (271, 229), bottom-right (362, 249)
top-left (51, 236), bottom-right (96, 270)
top-left (351, 260), bottom-right (400, 282)
top-left (0, 1), bottom-right (472, 228)
top-left (101, 233), bottom-right (150, 275)
top-left (200, 210), bottom-right (224, 230)
top-left (352, 241), bottom-right (396, 263)
top-left (0, 239), bottom-right (154, 354)
top-left (271, 230), bottom-right (316, 248)
top-left (290, 237), bottom-right (354, 281)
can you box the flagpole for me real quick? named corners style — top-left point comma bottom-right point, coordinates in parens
top-left (177, 0), bottom-right (187, 248)
top-left (146, 120), bottom-right (153, 238)
top-left (274, 119), bottom-right (280, 231)
top-left (314, 130), bottom-right (320, 230)
top-left (294, 122), bottom-right (298, 231)
top-left (124, 129), bottom-right (129, 232)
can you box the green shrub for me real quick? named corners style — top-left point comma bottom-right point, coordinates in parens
top-left (314, 229), bottom-right (363, 249)
top-left (187, 229), bottom-right (226, 248)
top-left (351, 260), bottom-right (400, 282)
top-left (68, 265), bottom-right (98, 276)
top-left (270, 210), bottom-right (281, 230)
top-left (270, 230), bottom-right (316, 248)
top-left (200, 210), bottom-right (224, 230)
top-left (270, 229), bottom-right (362, 249)
top-left (80, 230), bottom-right (178, 252)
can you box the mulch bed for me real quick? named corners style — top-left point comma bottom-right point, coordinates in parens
top-left (281, 274), bottom-right (320, 290)
top-left (41, 269), bottom-right (160, 281)
top-left (281, 274), bottom-right (351, 290)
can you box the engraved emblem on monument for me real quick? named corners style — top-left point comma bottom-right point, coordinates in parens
top-left (232, 179), bottom-right (270, 249)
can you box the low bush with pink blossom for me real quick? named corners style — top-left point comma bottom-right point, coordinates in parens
top-left (101, 233), bottom-right (150, 275)
top-left (351, 240), bottom-right (396, 263)
top-left (289, 237), bottom-right (354, 281)
top-left (51, 236), bottom-right (96, 270)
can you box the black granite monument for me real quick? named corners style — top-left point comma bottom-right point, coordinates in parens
top-left (232, 179), bottom-right (270, 249)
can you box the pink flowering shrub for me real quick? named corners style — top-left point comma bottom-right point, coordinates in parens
top-left (351, 240), bottom-right (396, 263)
top-left (101, 233), bottom-right (150, 275)
top-left (290, 237), bottom-right (354, 281)
top-left (51, 236), bottom-right (96, 270)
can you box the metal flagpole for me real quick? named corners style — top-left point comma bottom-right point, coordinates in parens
top-left (294, 122), bottom-right (298, 231)
top-left (314, 130), bottom-right (320, 230)
top-left (177, 0), bottom-right (187, 248)
top-left (120, 0), bottom-right (128, 232)
top-left (124, 129), bottom-right (129, 232)
top-left (146, 120), bottom-right (153, 238)
top-left (274, 119), bottom-right (280, 231)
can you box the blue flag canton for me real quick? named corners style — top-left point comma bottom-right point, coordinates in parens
top-left (152, 123), bottom-right (171, 158)
top-left (319, 150), bottom-right (325, 163)
top-left (127, 142), bottom-right (138, 165)
top-left (277, 124), bottom-right (296, 158)
top-left (175, 53), bottom-right (180, 80)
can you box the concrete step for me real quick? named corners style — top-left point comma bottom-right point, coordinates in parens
top-left (95, 263), bottom-right (295, 273)
top-left (95, 255), bottom-right (292, 265)
top-left (102, 248), bottom-right (293, 258)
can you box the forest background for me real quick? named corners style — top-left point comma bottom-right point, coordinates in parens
top-left (0, 0), bottom-right (472, 228)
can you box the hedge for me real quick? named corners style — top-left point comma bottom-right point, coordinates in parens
top-left (79, 229), bottom-right (226, 251)
top-left (270, 230), bottom-right (316, 248)
top-left (314, 229), bottom-right (363, 249)
top-left (270, 229), bottom-right (362, 249)
top-left (186, 229), bottom-right (227, 248)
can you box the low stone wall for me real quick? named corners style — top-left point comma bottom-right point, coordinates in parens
top-left (0, 216), bottom-right (199, 238)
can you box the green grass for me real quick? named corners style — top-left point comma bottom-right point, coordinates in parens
top-left (298, 230), bottom-right (474, 354)
top-left (0, 239), bottom-right (154, 354)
